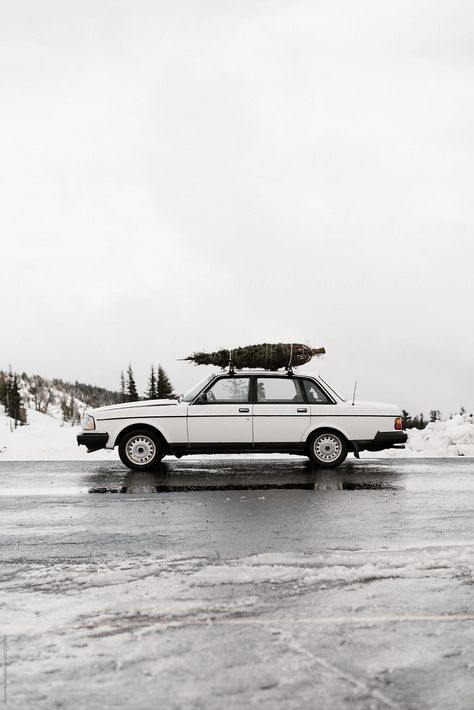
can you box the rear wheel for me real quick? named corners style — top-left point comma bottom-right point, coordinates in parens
top-left (307, 430), bottom-right (348, 467)
top-left (118, 429), bottom-right (163, 471)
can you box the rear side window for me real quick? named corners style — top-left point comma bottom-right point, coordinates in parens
top-left (257, 377), bottom-right (304, 403)
top-left (302, 379), bottom-right (332, 404)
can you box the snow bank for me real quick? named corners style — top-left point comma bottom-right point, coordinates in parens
top-left (369, 413), bottom-right (474, 459)
top-left (0, 406), bottom-right (115, 461)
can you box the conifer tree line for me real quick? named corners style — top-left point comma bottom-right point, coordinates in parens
top-left (402, 407), bottom-right (471, 429)
top-left (120, 364), bottom-right (175, 403)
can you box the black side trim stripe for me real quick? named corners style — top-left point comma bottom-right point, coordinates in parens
top-left (98, 416), bottom-right (185, 421)
top-left (98, 413), bottom-right (397, 422)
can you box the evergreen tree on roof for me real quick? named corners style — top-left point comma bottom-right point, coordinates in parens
top-left (184, 343), bottom-right (325, 371)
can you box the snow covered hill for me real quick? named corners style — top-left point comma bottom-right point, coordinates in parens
top-left (0, 373), bottom-right (118, 461)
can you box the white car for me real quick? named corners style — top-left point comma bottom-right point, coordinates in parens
top-left (78, 371), bottom-right (407, 470)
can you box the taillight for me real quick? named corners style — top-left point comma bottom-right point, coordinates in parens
top-left (394, 417), bottom-right (403, 430)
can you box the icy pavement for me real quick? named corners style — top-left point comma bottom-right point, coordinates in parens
top-left (1, 458), bottom-right (474, 709)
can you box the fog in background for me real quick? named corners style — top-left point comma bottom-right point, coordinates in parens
top-left (1, 0), bottom-right (473, 415)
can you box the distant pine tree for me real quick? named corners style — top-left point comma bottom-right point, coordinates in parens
top-left (430, 409), bottom-right (441, 423)
top-left (157, 366), bottom-right (174, 399)
top-left (0, 371), bottom-right (6, 405)
top-left (145, 365), bottom-right (158, 399)
top-left (120, 371), bottom-right (126, 403)
top-left (126, 364), bottom-right (139, 402)
top-left (6, 370), bottom-right (27, 427)
top-left (402, 409), bottom-right (411, 428)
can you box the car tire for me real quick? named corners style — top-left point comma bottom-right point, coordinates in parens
top-left (118, 429), bottom-right (164, 471)
top-left (307, 430), bottom-right (348, 467)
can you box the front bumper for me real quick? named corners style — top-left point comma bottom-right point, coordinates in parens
top-left (77, 432), bottom-right (109, 453)
top-left (354, 431), bottom-right (408, 452)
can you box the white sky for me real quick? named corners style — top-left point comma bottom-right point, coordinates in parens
top-left (1, 0), bottom-right (473, 416)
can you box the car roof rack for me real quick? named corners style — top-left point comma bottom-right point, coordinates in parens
top-left (225, 365), bottom-right (296, 376)
top-left (226, 344), bottom-right (297, 375)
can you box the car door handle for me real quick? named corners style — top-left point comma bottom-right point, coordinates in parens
top-left (239, 407), bottom-right (250, 413)
top-left (297, 408), bottom-right (308, 413)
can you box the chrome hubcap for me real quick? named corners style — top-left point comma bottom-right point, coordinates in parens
top-left (127, 435), bottom-right (155, 465)
top-left (314, 434), bottom-right (341, 463)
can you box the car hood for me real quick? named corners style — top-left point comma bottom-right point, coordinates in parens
top-left (93, 399), bottom-right (178, 414)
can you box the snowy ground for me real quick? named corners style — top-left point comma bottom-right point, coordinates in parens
top-left (2, 457), bottom-right (474, 709)
top-left (0, 407), bottom-right (115, 461)
top-left (2, 406), bottom-right (474, 461)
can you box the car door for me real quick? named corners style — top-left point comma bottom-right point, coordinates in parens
top-left (253, 376), bottom-right (310, 444)
top-left (187, 376), bottom-right (253, 444)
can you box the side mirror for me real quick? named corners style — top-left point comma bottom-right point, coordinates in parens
top-left (196, 392), bottom-right (207, 404)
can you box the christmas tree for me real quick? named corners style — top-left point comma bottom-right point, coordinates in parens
top-left (184, 343), bottom-right (325, 371)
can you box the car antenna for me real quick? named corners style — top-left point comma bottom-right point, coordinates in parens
top-left (352, 380), bottom-right (358, 406)
top-left (228, 349), bottom-right (235, 375)
top-left (286, 343), bottom-right (294, 376)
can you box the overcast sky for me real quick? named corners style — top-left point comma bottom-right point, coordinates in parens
top-left (1, 0), bottom-right (473, 415)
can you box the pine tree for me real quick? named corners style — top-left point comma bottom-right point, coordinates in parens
top-left (120, 371), bottom-right (126, 403)
top-left (430, 410), bottom-right (441, 423)
top-left (157, 366), bottom-right (174, 399)
top-left (126, 364), bottom-right (139, 402)
top-left (402, 409), bottom-right (412, 428)
top-left (6, 371), bottom-right (26, 427)
top-left (145, 365), bottom-right (158, 399)
top-left (184, 343), bottom-right (325, 371)
top-left (0, 371), bottom-right (6, 406)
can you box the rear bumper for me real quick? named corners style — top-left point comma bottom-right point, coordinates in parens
top-left (353, 431), bottom-right (408, 452)
top-left (77, 432), bottom-right (109, 453)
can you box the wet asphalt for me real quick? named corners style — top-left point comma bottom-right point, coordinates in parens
top-left (1, 457), bottom-right (474, 709)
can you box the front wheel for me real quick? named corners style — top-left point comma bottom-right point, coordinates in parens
top-left (307, 430), bottom-right (348, 467)
top-left (118, 429), bottom-right (163, 470)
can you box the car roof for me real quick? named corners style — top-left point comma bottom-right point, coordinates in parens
top-left (212, 370), bottom-right (318, 377)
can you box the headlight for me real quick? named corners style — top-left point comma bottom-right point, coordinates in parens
top-left (82, 414), bottom-right (96, 431)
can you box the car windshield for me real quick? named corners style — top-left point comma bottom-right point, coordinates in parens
top-left (317, 375), bottom-right (347, 401)
top-left (181, 374), bottom-right (215, 402)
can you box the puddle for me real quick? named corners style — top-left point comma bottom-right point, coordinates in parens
top-left (88, 480), bottom-right (403, 494)
top-left (4, 459), bottom-right (474, 498)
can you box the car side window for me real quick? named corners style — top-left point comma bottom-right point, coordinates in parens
top-left (200, 377), bottom-right (250, 404)
top-left (302, 379), bottom-right (331, 404)
top-left (256, 377), bottom-right (304, 403)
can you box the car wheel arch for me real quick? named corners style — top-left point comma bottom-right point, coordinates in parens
top-left (114, 423), bottom-right (169, 453)
top-left (305, 426), bottom-right (351, 453)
